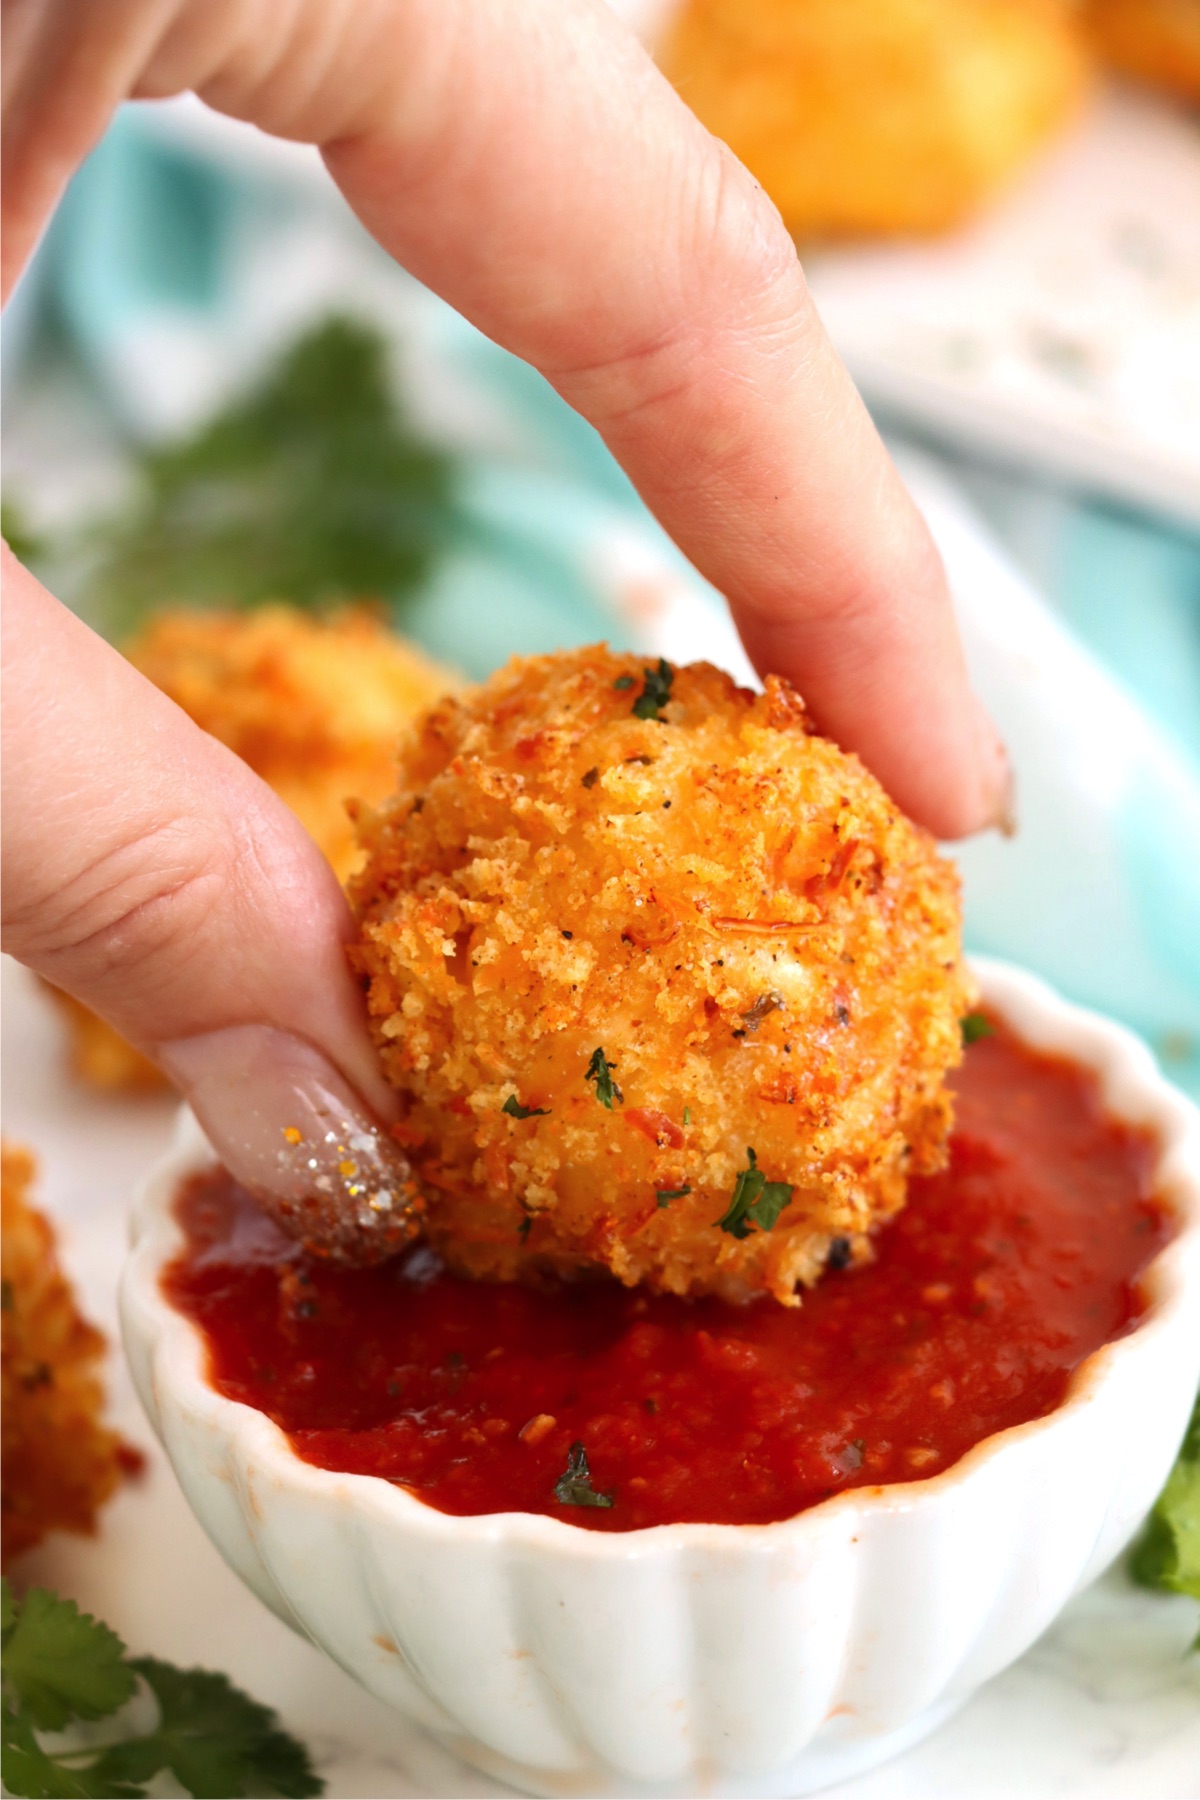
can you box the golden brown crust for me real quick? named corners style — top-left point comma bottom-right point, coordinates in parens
top-left (56, 605), bottom-right (459, 1094)
top-left (1087, 0), bottom-right (1200, 100)
top-left (44, 986), bottom-right (165, 1091)
top-left (1, 1142), bottom-right (135, 1568)
top-left (126, 604), bottom-right (460, 884)
top-left (659, 0), bottom-right (1089, 238)
top-left (351, 647), bottom-right (971, 1305)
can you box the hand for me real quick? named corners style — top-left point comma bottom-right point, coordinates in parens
top-left (2, 0), bottom-right (1010, 1246)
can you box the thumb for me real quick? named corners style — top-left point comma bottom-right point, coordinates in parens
top-left (1, 552), bottom-right (419, 1261)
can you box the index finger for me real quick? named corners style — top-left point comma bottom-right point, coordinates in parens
top-left (2, 0), bottom-right (1009, 836)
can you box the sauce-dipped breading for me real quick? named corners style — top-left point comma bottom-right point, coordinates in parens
top-left (351, 647), bottom-right (971, 1304)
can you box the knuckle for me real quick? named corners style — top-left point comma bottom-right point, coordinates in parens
top-left (553, 141), bottom-right (806, 440)
top-left (25, 813), bottom-right (232, 990)
top-left (681, 137), bottom-right (799, 320)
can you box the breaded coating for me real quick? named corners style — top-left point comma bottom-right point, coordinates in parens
top-left (1, 1142), bottom-right (135, 1567)
top-left (49, 989), bottom-right (164, 1092)
top-left (126, 604), bottom-right (459, 884)
top-left (659, 0), bottom-right (1088, 238)
top-left (1087, 0), bottom-right (1200, 100)
top-left (351, 647), bottom-right (971, 1305)
top-left (51, 605), bottom-right (458, 1093)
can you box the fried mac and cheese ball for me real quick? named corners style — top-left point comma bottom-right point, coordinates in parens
top-left (659, 0), bottom-right (1088, 238)
top-left (1, 1142), bottom-right (135, 1567)
top-left (351, 647), bottom-right (971, 1305)
top-left (51, 605), bottom-right (458, 1092)
top-left (126, 604), bottom-right (459, 885)
top-left (1087, 0), bottom-right (1200, 101)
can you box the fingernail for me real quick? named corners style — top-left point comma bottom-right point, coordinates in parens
top-left (974, 699), bottom-right (1017, 837)
top-left (157, 1027), bottom-right (424, 1265)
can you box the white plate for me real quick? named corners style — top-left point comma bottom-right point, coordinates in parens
top-left (4, 953), bottom-right (1199, 1797)
top-left (805, 85), bottom-right (1200, 527)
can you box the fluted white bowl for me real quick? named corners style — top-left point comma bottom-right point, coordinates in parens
top-left (121, 958), bottom-right (1200, 1797)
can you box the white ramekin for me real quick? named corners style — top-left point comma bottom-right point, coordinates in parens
top-left (120, 958), bottom-right (1200, 1798)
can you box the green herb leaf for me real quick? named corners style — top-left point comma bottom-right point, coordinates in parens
top-left (585, 1047), bottom-right (623, 1110)
top-left (714, 1149), bottom-right (794, 1239)
top-left (1, 1588), bottom-right (135, 1732)
top-left (0, 497), bottom-right (45, 568)
top-left (612, 675), bottom-right (635, 691)
top-left (91, 1660), bottom-right (323, 1798)
top-left (69, 317), bottom-right (456, 642)
top-left (517, 1216), bottom-right (532, 1244)
top-left (1131, 1390), bottom-right (1200, 1644)
top-left (553, 1442), bottom-right (615, 1509)
top-left (961, 1011), bottom-right (995, 1046)
top-left (656, 1186), bottom-right (692, 1208)
top-left (502, 1095), bottom-right (550, 1120)
top-left (1, 1735), bottom-right (138, 1798)
top-left (0, 1585), bottom-right (324, 1799)
top-left (631, 659), bottom-right (674, 721)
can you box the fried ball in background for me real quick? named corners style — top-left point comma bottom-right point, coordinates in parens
top-left (1087, 0), bottom-right (1200, 101)
top-left (1, 1142), bottom-right (136, 1567)
top-left (125, 604), bottom-right (459, 884)
top-left (351, 647), bottom-right (971, 1306)
top-left (659, 0), bottom-right (1088, 238)
top-left (48, 604), bottom-right (459, 1092)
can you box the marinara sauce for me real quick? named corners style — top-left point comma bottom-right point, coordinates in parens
top-left (164, 1025), bottom-right (1171, 1531)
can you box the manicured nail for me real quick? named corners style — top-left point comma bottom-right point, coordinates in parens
top-left (974, 699), bottom-right (1017, 837)
top-left (157, 1027), bottom-right (424, 1264)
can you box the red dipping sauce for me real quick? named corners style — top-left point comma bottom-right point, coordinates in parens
top-left (164, 1026), bottom-right (1171, 1531)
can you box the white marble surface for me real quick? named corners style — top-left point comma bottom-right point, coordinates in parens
top-left (3, 955), bottom-right (1198, 1799)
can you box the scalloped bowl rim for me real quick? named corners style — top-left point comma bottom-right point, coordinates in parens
top-left (124, 954), bottom-right (1200, 1564)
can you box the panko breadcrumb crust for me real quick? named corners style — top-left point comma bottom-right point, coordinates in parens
top-left (351, 648), bottom-right (971, 1305)
top-left (1087, 0), bottom-right (1200, 100)
top-left (50, 605), bottom-right (458, 1093)
top-left (659, 0), bottom-right (1088, 239)
top-left (1, 1142), bottom-right (135, 1568)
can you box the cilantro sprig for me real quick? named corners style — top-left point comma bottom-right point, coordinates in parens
top-left (714, 1149), bottom-right (793, 1240)
top-left (553, 1443), bottom-right (615, 1510)
top-left (1130, 1390), bottom-right (1200, 1649)
top-left (44, 317), bottom-right (456, 643)
top-left (631, 659), bottom-right (674, 721)
top-left (585, 1047), bottom-right (623, 1110)
top-left (656, 1185), bottom-right (691, 1209)
top-left (1, 1580), bottom-right (323, 1796)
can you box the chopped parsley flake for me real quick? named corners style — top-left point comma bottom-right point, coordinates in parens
top-left (656, 1186), bottom-right (692, 1208)
top-left (553, 1442), bottom-right (615, 1509)
top-left (742, 991), bottom-right (785, 1031)
top-left (585, 1047), bottom-right (623, 1109)
top-left (961, 1011), bottom-right (995, 1045)
top-left (631, 658), bottom-right (674, 721)
top-left (714, 1149), bottom-right (794, 1239)
top-left (502, 1095), bottom-right (550, 1120)
top-left (613, 674), bottom-right (635, 691)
